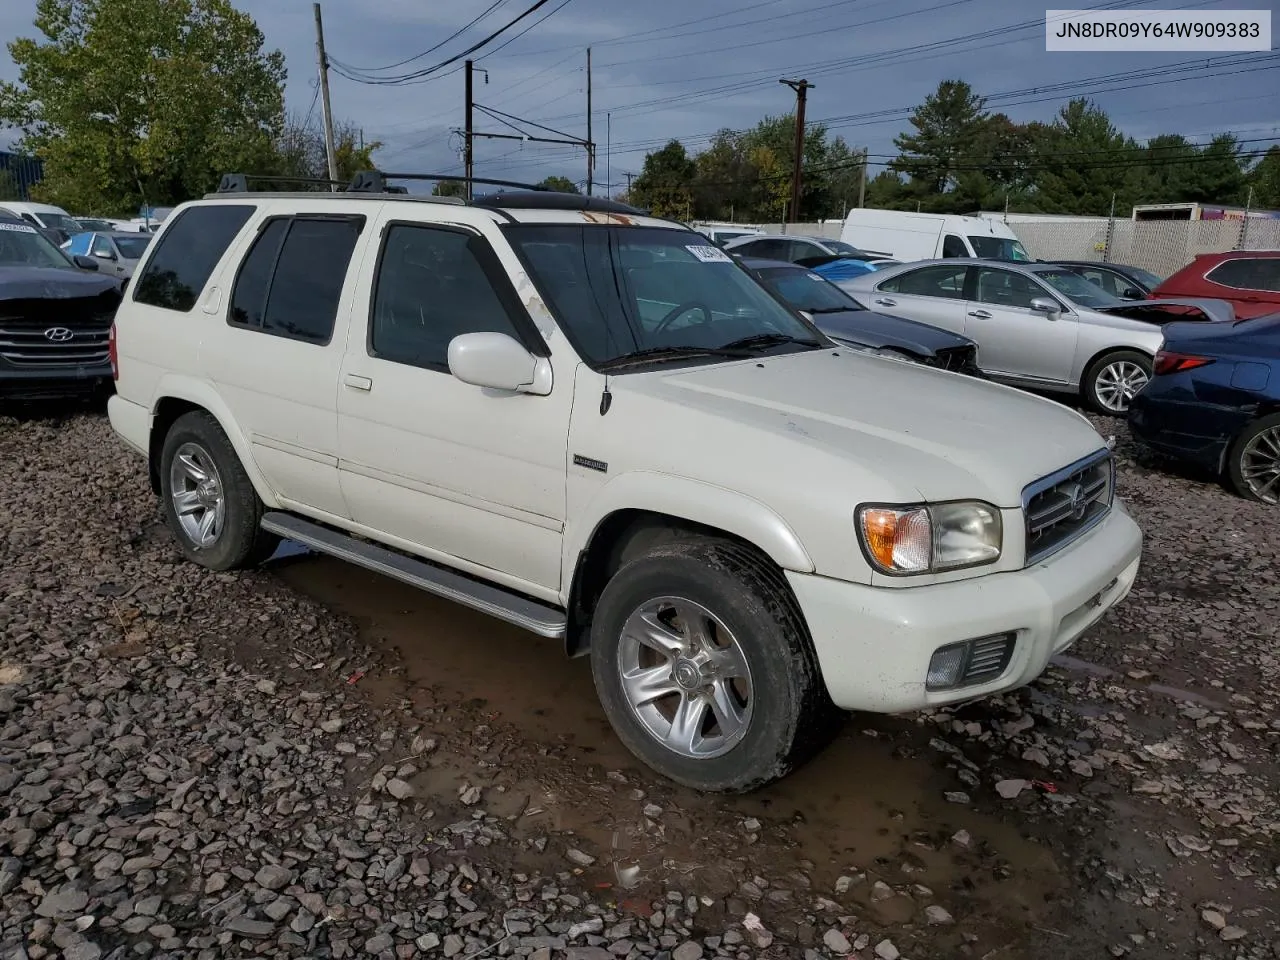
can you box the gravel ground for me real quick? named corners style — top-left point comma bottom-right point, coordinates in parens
top-left (0, 407), bottom-right (1277, 960)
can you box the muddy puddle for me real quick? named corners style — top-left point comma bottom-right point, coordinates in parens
top-left (275, 552), bottom-right (1087, 952)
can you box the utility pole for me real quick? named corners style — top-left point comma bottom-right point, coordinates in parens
top-left (779, 78), bottom-right (813, 224)
top-left (606, 112), bottom-right (611, 200)
top-left (313, 3), bottom-right (339, 188)
top-left (586, 48), bottom-right (593, 196)
top-left (464, 60), bottom-right (475, 201)
top-left (857, 147), bottom-right (868, 209)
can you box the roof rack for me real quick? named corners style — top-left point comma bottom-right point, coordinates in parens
top-left (472, 192), bottom-right (643, 215)
top-left (347, 170), bottom-right (544, 194)
top-left (217, 173), bottom-right (347, 193)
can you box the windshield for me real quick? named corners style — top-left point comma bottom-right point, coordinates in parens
top-left (1032, 268), bottom-right (1123, 309)
top-left (37, 212), bottom-right (81, 234)
top-left (1127, 265), bottom-right (1164, 288)
top-left (968, 236), bottom-right (1031, 261)
top-left (824, 240), bottom-right (863, 256)
top-left (506, 225), bottom-right (822, 368)
top-left (0, 221), bottom-right (77, 269)
top-left (76, 218), bottom-right (115, 231)
top-left (114, 235), bottom-right (152, 260)
top-left (758, 267), bottom-right (860, 313)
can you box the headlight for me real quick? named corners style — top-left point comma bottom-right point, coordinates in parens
top-left (857, 501), bottom-right (1002, 575)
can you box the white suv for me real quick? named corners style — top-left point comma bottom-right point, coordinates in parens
top-left (107, 173), bottom-right (1143, 792)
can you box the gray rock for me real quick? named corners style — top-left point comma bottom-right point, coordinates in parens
top-left (385, 778), bottom-right (414, 800)
top-left (925, 905), bottom-right (954, 925)
top-left (61, 938), bottom-right (102, 960)
top-left (565, 950), bottom-right (612, 960)
top-left (36, 887), bottom-right (89, 919)
top-left (566, 848), bottom-right (596, 867)
top-left (133, 896), bottom-right (161, 918)
top-left (569, 918), bottom-right (604, 939)
top-left (672, 941), bottom-right (703, 960)
top-left (443, 934), bottom-right (465, 957)
top-left (874, 940), bottom-right (900, 960)
top-left (223, 917), bottom-right (275, 939)
top-left (0, 857), bottom-right (23, 896)
top-left (291, 910), bottom-right (316, 933)
top-left (254, 864), bottom-right (292, 891)
top-left (823, 930), bottom-right (851, 955)
top-left (416, 933), bottom-right (441, 951)
top-left (364, 933), bottom-right (394, 954)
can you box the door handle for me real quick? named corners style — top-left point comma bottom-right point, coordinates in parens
top-left (343, 373), bottom-right (372, 391)
top-left (874, 297), bottom-right (897, 307)
top-left (968, 309), bottom-right (992, 319)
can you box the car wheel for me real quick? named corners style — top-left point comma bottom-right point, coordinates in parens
top-left (1084, 350), bottom-right (1151, 415)
top-left (1226, 413), bottom-right (1280, 505)
top-left (159, 411), bottom-right (279, 570)
top-left (589, 537), bottom-right (839, 792)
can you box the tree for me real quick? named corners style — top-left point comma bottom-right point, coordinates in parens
top-left (1249, 145), bottom-right (1280, 210)
top-left (432, 180), bottom-right (465, 198)
top-left (891, 80), bottom-right (990, 195)
top-left (0, 168), bottom-right (20, 201)
top-left (1030, 99), bottom-right (1140, 215)
top-left (630, 140), bottom-right (697, 219)
top-left (536, 175), bottom-right (580, 194)
top-left (0, 0), bottom-right (286, 216)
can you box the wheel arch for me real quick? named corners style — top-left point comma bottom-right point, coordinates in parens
top-left (147, 378), bottom-right (278, 507)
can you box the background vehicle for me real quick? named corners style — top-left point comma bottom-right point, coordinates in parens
top-left (62, 230), bottom-right (153, 278)
top-left (693, 222), bottom-right (764, 247)
top-left (741, 257), bottom-right (984, 376)
top-left (1129, 314), bottom-right (1280, 504)
top-left (107, 174), bottom-right (1139, 793)
top-left (1050, 261), bottom-right (1164, 300)
top-left (844, 258), bottom-right (1233, 414)
top-left (1150, 251), bottom-right (1280, 319)
top-left (724, 233), bottom-right (876, 262)
top-left (73, 216), bottom-right (133, 233)
top-left (0, 216), bottom-right (122, 400)
top-left (0, 201), bottom-right (82, 244)
top-left (840, 209), bottom-right (1029, 262)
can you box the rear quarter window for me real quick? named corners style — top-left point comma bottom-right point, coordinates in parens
top-left (1206, 258), bottom-right (1280, 293)
top-left (133, 204), bottom-right (256, 312)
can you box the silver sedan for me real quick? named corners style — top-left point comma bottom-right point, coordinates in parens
top-left (841, 258), bottom-right (1232, 414)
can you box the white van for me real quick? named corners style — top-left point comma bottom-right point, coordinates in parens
top-left (0, 201), bottom-right (82, 240)
top-left (841, 209), bottom-right (1030, 262)
top-left (692, 221), bottom-right (765, 248)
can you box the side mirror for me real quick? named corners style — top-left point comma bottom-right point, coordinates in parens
top-left (448, 332), bottom-right (551, 395)
top-left (1121, 286), bottom-right (1142, 300)
top-left (94, 249), bottom-right (118, 261)
top-left (73, 254), bottom-right (100, 271)
top-left (1029, 297), bottom-right (1059, 315)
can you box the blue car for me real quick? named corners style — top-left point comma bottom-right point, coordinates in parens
top-left (1129, 313), bottom-right (1280, 504)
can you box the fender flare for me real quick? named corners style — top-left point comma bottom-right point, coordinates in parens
top-left (151, 375), bottom-right (281, 509)
top-left (562, 471), bottom-right (814, 603)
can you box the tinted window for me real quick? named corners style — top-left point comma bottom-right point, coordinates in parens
top-left (975, 268), bottom-right (1050, 309)
top-left (134, 204), bottom-right (255, 311)
top-left (114, 236), bottom-right (152, 260)
top-left (758, 267), bottom-right (857, 313)
top-left (880, 264), bottom-right (968, 298)
top-left (371, 225), bottom-right (524, 370)
top-left (230, 216), bottom-right (362, 344)
top-left (740, 238), bottom-right (786, 260)
top-left (1208, 258), bottom-right (1280, 293)
top-left (942, 234), bottom-right (968, 258)
top-left (968, 235), bottom-right (1031, 261)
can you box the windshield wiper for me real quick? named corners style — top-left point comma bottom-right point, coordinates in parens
top-left (718, 332), bottom-right (823, 351)
top-left (596, 345), bottom-right (752, 371)
top-left (802, 306), bottom-right (849, 314)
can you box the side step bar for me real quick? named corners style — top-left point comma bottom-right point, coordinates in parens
top-left (260, 512), bottom-right (567, 639)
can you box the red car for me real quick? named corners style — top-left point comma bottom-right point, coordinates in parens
top-left (1150, 250), bottom-right (1280, 319)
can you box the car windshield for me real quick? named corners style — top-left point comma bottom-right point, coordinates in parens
top-left (824, 240), bottom-right (863, 256)
top-left (77, 218), bottom-right (114, 231)
top-left (37, 212), bottom-right (81, 234)
top-left (0, 222), bottom-right (77, 269)
top-left (506, 224), bottom-right (823, 369)
top-left (968, 236), bottom-right (1032, 261)
top-left (757, 267), bottom-right (861, 313)
top-left (1032, 268), bottom-right (1123, 309)
top-left (1127, 265), bottom-right (1164, 288)
top-left (114, 235), bottom-right (152, 259)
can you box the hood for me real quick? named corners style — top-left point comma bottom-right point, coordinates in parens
top-left (0, 265), bottom-right (121, 300)
top-left (812, 308), bottom-right (973, 357)
top-left (1095, 296), bottom-right (1235, 325)
top-left (612, 349), bottom-right (1107, 508)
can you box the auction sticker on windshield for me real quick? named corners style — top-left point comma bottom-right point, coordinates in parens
top-left (0, 222), bottom-right (37, 233)
top-left (686, 244), bottom-right (732, 263)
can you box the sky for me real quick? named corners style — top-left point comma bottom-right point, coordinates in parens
top-left (1, 0), bottom-right (1279, 197)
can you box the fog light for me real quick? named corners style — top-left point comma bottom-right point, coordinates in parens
top-left (926, 642), bottom-right (968, 690)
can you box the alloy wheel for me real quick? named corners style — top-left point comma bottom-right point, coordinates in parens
top-left (169, 441), bottom-right (225, 548)
top-left (1095, 360), bottom-right (1149, 413)
top-left (1240, 426), bottom-right (1280, 505)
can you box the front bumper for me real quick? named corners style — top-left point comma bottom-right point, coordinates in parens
top-left (789, 502), bottom-right (1142, 713)
top-left (0, 362), bottom-right (113, 400)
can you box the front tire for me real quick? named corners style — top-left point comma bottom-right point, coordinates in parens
top-left (159, 411), bottom-right (279, 570)
top-left (589, 537), bottom-right (839, 792)
top-left (1083, 350), bottom-right (1151, 415)
top-left (1226, 414), bottom-right (1280, 505)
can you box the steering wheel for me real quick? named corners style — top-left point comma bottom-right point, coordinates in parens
top-left (653, 301), bottom-right (712, 336)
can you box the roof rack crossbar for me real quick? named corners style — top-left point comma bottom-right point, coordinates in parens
top-left (217, 173), bottom-right (347, 193)
top-left (347, 170), bottom-right (548, 194)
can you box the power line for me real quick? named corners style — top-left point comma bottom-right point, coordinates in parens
top-left (477, 0), bottom-right (576, 61)
top-left (333, 0), bottom-right (509, 75)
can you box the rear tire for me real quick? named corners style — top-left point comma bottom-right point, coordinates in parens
top-left (1083, 350), bottom-right (1151, 415)
top-left (589, 537), bottom-right (839, 792)
top-left (159, 411), bottom-right (279, 570)
top-left (1226, 413), bottom-right (1280, 505)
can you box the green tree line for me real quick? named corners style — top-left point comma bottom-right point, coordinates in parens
top-left (627, 79), bottom-right (1280, 221)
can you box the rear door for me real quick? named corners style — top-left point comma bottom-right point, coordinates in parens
top-left (866, 263), bottom-right (970, 334)
top-left (966, 266), bottom-right (1077, 383)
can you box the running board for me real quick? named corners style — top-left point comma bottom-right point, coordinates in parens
top-left (260, 512), bottom-right (567, 639)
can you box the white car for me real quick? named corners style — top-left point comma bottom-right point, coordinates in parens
top-left (106, 175), bottom-right (1142, 791)
top-left (723, 233), bottom-right (873, 263)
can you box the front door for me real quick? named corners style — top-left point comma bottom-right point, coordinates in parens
top-left (335, 215), bottom-right (572, 596)
top-left (965, 266), bottom-right (1078, 383)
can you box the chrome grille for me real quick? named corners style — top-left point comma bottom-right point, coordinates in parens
top-left (961, 633), bottom-right (1015, 685)
top-left (0, 293), bottom-right (119, 367)
top-left (1023, 450), bottom-right (1114, 564)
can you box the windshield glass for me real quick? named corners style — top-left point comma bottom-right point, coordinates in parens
top-left (1032, 268), bottom-right (1123, 309)
top-left (506, 224), bottom-right (822, 368)
top-left (1128, 265), bottom-right (1163, 288)
top-left (76, 218), bottom-right (115, 232)
top-left (968, 235), bottom-right (1031, 261)
top-left (0, 221), bottom-right (77, 269)
top-left (37, 212), bottom-right (81, 234)
top-left (114, 235), bottom-right (152, 260)
top-left (824, 240), bottom-right (863, 256)
top-left (757, 267), bottom-right (860, 313)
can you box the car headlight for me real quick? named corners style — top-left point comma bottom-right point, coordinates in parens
top-left (857, 501), bottom-right (1002, 575)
